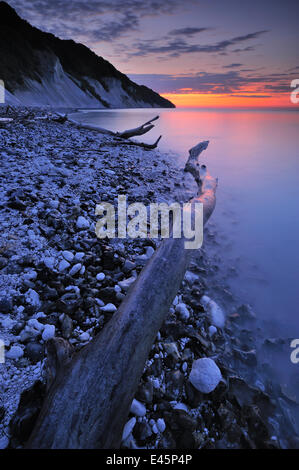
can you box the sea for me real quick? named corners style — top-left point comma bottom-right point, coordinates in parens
top-left (70, 108), bottom-right (299, 349)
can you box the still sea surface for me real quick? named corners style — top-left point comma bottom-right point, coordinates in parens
top-left (71, 108), bottom-right (299, 341)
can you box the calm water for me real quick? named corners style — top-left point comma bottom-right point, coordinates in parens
top-left (72, 108), bottom-right (299, 337)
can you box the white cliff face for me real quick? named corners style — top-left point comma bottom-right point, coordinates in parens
top-left (11, 58), bottom-right (104, 108)
top-left (86, 77), bottom-right (150, 108)
top-left (0, 81), bottom-right (22, 106)
top-left (2, 57), bottom-right (159, 108)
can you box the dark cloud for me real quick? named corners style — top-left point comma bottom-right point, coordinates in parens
top-left (128, 71), bottom-right (291, 95)
top-left (8, 0), bottom-right (185, 42)
top-left (168, 27), bottom-right (211, 37)
top-left (88, 12), bottom-right (139, 41)
top-left (128, 30), bottom-right (269, 57)
top-left (232, 46), bottom-right (255, 53)
top-left (223, 63), bottom-right (243, 68)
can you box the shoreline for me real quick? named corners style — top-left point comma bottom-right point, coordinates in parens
top-left (0, 107), bottom-right (297, 449)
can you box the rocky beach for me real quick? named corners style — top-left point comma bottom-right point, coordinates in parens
top-left (0, 106), bottom-right (298, 450)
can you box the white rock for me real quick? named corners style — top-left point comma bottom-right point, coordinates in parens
top-left (152, 424), bottom-right (159, 434)
top-left (201, 296), bottom-right (225, 328)
top-left (163, 342), bottom-right (180, 360)
top-left (156, 418), bottom-right (166, 433)
top-left (44, 257), bottom-right (55, 270)
top-left (24, 271), bottom-right (37, 281)
top-left (208, 325), bottom-right (217, 337)
top-left (20, 326), bottom-right (40, 343)
top-left (189, 358), bottom-right (222, 394)
top-left (76, 216), bottom-right (90, 229)
top-left (6, 345), bottom-right (24, 360)
top-left (118, 276), bottom-right (136, 292)
top-left (79, 332), bottom-right (90, 342)
top-left (96, 272), bottom-right (105, 282)
top-left (101, 303), bottom-right (117, 313)
top-left (1, 317), bottom-right (15, 330)
top-left (65, 285), bottom-right (80, 295)
top-left (69, 263), bottom-right (82, 276)
top-left (0, 436), bottom-right (9, 449)
top-left (25, 289), bottom-right (40, 308)
top-left (58, 259), bottom-right (71, 272)
top-left (42, 324), bottom-right (55, 341)
top-left (173, 402), bottom-right (189, 412)
top-left (95, 298), bottom-right (105, 307)
top-left (80, 265), bottom-right (85, 275)
top-left (27, 319), bottom-right (44, 332)
top-left (130, 399), bottom-right (146, 417)
top-left (122, 417), bottom-right (136, 442)
top-left (62, 251), bottom-right (74, 262)
top-left (175, 303), bottom-right (190, 321)
top-left (75, 252), bottom-right (85, 261)
top-left (145, 246), bottom-right (155, 258)
top-left (184, 271), bottom-right (198, 284)
top-left (35, 312), bottom-right (46, 319)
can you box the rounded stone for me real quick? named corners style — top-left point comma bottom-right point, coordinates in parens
top-left (189, 358), bottom-right (222, 394)
top-left (25, 342), bottom-right (44, 363)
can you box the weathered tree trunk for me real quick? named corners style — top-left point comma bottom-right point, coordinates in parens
top-left (67, 115), bottom-right (162, 148)
top-left (26, 142), bottom-right (217, 449)
top-left (116, 115), bottom-right (159, 139)
top-left (115, 135), bottom-right (162, 150)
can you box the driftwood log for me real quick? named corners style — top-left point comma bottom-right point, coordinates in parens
top-left (67, 115), bottom-right (162, 149)
top-left (26, 141), bottom-right (217, 449)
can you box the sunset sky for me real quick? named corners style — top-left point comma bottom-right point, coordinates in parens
top-left (8, 0), bottom-right (299, 108)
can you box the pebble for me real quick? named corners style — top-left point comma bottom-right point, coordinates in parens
top-left (156, 418), bottom-right (166, 433)
top-left (175, 303), bottom-right (190, 321)
top-left (118, 276), bottom-right (136, 292)
top-left (27, 319), bottom-right (44, 332)
top-left (145, 246), bottom-right (155, 258)
top-left (49, 200), bottom-right (59, 209)
top-left (122, 417), bottom-right (136, 442)
top-left (208, 325), bottom-right (217, 337)
top-left (1, 317), bottom-right (15, 330)
top-left (123, 260), bottom-right (136, 273)
top-left (201, 295), bottom-right (225, 328)
top-left (25, 289), bottom-right (41, 308)
top-left (173, 402), bottom-right (189, 412)
top-left (42, 324), bottom-right (55, 341)
top-left (189, 358), bottom-right (222, 394)
top-left (58, 259), bottom-right (71, 272)
top-left (130, 399), bottom-right (146, 417)
top-left (0, 436), bottom-right (9, 449)
top-left (76, 216), bottom-right (90, 229)
top-left (6, 345), bottom-right (24, 360)
top-left (101, 303), bottom-right (117, 313)
top-left (96, 272), bottom-right (105, 281)
top-left (74, 252), bottom-right (85, 261)
top-left (163, 342), bottom-right (181, 360)
top-left (79, 332), bottom-right (90, 342)
top-left (44, 257), bottom-right (55, 269)
top-left (25, 342), bottom-right (44, 363)
top-left (62, 251), bottom-right (74, 262)
top-left (69, 263), bottom-right (82, 276)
